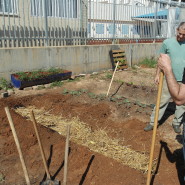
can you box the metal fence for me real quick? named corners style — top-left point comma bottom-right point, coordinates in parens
top-left (0, 0), bottom-right (185, 48)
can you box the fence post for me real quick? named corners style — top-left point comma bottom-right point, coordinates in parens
top-left (112, 0), bottom-right (116, 44)
top-left (153, 1), bottom-right (158, 43)
top-left (44, 0), bottom-right (48, 46)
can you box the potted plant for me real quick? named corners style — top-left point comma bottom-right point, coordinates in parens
top-left (11, 68), bottom-right (72, 89)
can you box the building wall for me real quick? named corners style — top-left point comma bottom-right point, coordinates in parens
top-left (0, 43), bottom-right (161, 80)
top-left (0, 0), bottom-right (88, 46)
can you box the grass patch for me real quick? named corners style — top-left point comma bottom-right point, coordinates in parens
top-left (50, 81), bottom-right (63, 88)
top-left (139, 57), bottom-right (157, 68)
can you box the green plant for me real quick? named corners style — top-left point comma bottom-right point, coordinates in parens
top-left (88, 92), bottom-right (97, 99)
top-left (128, 81), bottom-right (134, 85)
top-left (0, 173), bottom-right (5, 183)
top-left (79, 89), bottom-right (88, 93)
top-left (0, 78), bottom-right (11, 90)
top-left (48, 67), bottom-right (64, 74)
top-left (105, 73), bottom-right (112, 79)
top-left (66, 77), bottom-right (80, 82)
top-left (37, 85), bottom-right (45, 90)
top-left (139, 57), bottom-right (157, 68)
top-left (15, 68), bottom-right (66, 81)
top-left (135, 101), bottom-right (146, 108)
top-left (114, 95), bottom-right (123, 100)
top-left (62, 88), bottom-right (69, 94)
top-left (123, 99), bottom-right (130, 103)
top-left (109, 97), bottom-right (116, 102)
top-left (50, 81), bottom-right (63, 87)
top-left (69, 90), bottom-right (81, 96)
top-left (96, 94), bottom-right (106, 101)
top-left (115, 79), bottom-right (124, 83)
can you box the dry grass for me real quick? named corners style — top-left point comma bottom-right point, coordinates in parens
top-left (14, 106), bottom-right (155, 173)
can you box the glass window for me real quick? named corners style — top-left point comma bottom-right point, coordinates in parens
top-left (0, 0), bottom-right (17, 14)
top-left (108, 24), bottom-right (117, 34)
top-left (96, 24), bottom-right (104, 34)
top-left (122, 25), bottom-right (129, 34)
top-left (31, 0), bottom-right (78, 18)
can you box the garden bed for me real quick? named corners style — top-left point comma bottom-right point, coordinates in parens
top-left (11, 69), bottom-right (72, 89)
top-left (0, 67), bottom-right (183, 185)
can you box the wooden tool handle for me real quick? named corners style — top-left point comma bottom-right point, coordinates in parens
top-left (106, 61), bottom-right (119, 97)
top-left (63, 125), bottom-right (71, 185)
top-left (5, 107), bottom-right (31, 185)
top-left (30, 110), bottom-right (51, 180)
top-left (146, 72), bottom-right (164, 185)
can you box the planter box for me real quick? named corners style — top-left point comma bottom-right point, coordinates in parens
top-left (11, 70), bottom-right (72, 89)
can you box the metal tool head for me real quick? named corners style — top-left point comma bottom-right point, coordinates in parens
top-left (40, 179), bottom-right (60, 185)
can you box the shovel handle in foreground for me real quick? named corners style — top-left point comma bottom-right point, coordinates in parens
top-left (146, 72), bottom-right (164, 185)
top-left (5, 107), bottom-right (31, 185)
top-left (63, 125), bottom-right (71, 185)
top-left (30, 110), bottom-right (51, 180)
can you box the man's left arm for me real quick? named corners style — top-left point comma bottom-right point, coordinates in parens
top-left (158, 54), bottom-right (185, 105)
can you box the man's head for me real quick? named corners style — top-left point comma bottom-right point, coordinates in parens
top-left (176, 22), bottom-right (185, 42)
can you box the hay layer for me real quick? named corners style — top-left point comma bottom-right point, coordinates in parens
top-left (15, 106), bottom-right (155, 173)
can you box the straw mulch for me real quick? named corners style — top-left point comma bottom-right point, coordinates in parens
top-left (14, 106), bottom-right (156, 173)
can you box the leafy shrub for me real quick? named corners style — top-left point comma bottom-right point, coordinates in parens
top-left (0, 78), bottom-right (11, 90)
top-left (139, 57), bottom-right (157, 68)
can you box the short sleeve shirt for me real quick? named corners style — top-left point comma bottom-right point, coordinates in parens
top-left (159, 37), bottom-right (185, 81)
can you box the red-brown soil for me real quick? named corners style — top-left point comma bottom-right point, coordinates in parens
top-left (0, 68), bottom-right (184, 185)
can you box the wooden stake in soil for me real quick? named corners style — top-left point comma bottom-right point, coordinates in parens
top-left (30, 110), bottom-right (51, 180)
top-left (30, 110), bottom-right (60, 185)
top-left (146, 72), bottom-right (164, 185)
top-left (63, 125), bottom-right (71, 185)
top-left (5, 107), bottom-right (31, 185)
top-left (106, 61), bottom-right (119, 96)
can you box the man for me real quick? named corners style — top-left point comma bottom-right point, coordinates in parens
top-left (158, 37), bottom-right (185, 183)
top-left (144, 22), bottom-right (185, 133)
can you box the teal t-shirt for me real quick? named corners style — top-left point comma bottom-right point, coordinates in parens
top-left (159, 37), bottom-right (185, 81)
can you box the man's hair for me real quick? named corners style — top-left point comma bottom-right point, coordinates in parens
top-left (177, 22), bottom-right (185, 30)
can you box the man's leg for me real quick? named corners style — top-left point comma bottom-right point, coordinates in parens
top-left (172, 82), bottom-right (185, 133)
top-left (183, 121), bottom-right (185, 181)
top-left (144, 79), bottom-right (171, 131)
top-left (172, 104), bottom-right (185, 133)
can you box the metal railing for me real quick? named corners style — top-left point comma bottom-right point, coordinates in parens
top-left (0, 0), bottom-right (184, 47)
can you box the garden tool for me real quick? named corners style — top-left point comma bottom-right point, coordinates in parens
top-left (5, 107), bottom-right (31, 185)
top-left (63, 125), bottom-right (71, 185)
top-left (106, 61), bottom-right (119, 96)
top-left (30, 110), bottom-right (59, 185)
top-left (146, 72), bottom-right (164, 185)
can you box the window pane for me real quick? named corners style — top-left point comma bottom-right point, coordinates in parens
top-left (0, 0), bottom-right (3, 12)
top-left (0, 0), bottom-right (17, 13)
top-left (30, 0), bottom-right (78, 18)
